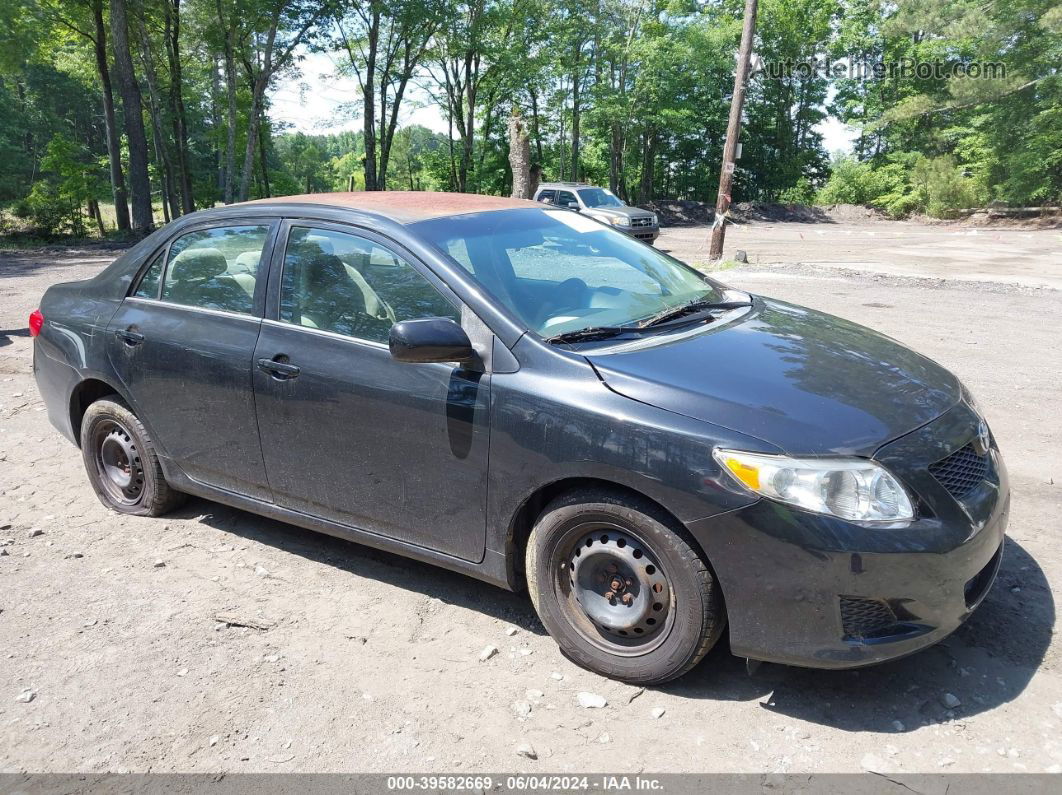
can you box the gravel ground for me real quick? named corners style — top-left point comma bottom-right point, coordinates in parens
top-left (0, 224), bottom-right (1060, 774)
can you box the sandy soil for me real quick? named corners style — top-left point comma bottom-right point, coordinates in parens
top-left (1, 224), bottom-right (1060, 774)
top-left (663, 221), bottom-right (1062, 290)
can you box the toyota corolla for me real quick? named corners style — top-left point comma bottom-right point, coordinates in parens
top-left (30, 192), bottom-right (1008, 684)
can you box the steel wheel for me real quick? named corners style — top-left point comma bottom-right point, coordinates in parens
top-left (555, 522), bottom-right (676, 656)
top-left (527, 489), bottom-right (725, 684)
top-left (91, 419), bottom-right (146, 506)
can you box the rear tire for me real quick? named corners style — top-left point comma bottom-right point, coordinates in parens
top-left (526, 488), bottom-right (725, 684)
top-left (80, 396), bottom-right (186, 516)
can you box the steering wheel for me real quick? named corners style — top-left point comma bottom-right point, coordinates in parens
top-left (534, 278), bottom-right (590, 328)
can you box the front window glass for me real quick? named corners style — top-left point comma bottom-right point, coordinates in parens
top-left (280, 227), bottom-right (459, 344)
top-left (556, 191), bottom-right (578, 207)
top-left (578, 188), bottom-right (624, 208)
top-left (160, 225), bottom-right (269, 314)
top-left (412, 209), bottom-right (722, 337)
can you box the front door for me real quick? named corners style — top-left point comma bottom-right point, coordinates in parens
top-left (106, 222), bottom-right (276, 500)
top-left (252, 224), bottom-right (490, 561)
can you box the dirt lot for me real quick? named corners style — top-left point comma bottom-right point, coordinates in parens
top-left (1, 222), bottom-right (1061, 774)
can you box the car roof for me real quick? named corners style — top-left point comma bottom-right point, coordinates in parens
top-left (243, 191), bottom-right (541, 223)
top-left (537, 182), bottom-right (592, 189)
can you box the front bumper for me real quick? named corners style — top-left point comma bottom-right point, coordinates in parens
top-left (621, 224), bottom-right (659, 243)
top-left (688, 401), bottom-right (1010, 668)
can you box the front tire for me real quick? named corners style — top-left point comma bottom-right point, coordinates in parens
top-left (80, 396), bottom-right (185, 516)
top-left (526, 489), bottom-right (725, 684)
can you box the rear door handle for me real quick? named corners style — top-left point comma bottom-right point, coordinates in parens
top-left (257, 357), bottom-right (301, 380)
top-left (114, 328), bottom-right (144, 346)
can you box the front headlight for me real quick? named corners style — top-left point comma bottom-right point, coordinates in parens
top-left (650, 213), bottom-right (659, 225)
top-left (713, 448), bottom-right (915, 523)
top-left (611, 216), bottom-right (632, 227)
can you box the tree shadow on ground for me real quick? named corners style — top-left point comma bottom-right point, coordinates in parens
top-left (178, 498), bottom-right (543, 631)
top-left (0, 327), bottom-right (30, 347)
top-left (185, 499), bottom-right (1050, 732)
top-left (665, 537), bottom-right (1052, 732)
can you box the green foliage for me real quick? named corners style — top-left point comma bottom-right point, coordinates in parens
top-left (0, 0), bottom-right (1058, 243)
top-left (24, 134), bottom-right (101, 235)
top-left (815, 156), bottom-right (884, 205)
top-left (817, 152), bottom-right (984, 218)
top-left (778, 177), bottom-right (816, 204)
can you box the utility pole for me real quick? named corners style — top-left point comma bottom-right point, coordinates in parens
top-left (709, 0), bottom-right (759, 261)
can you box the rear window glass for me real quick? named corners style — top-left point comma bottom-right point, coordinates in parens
top-left (160, 225), bottom-right (270, 315)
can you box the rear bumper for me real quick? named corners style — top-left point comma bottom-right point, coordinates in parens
top-left (688, 402), bottom-right (1010, 669)
top-left (33, 341), bottom-right (80, 445)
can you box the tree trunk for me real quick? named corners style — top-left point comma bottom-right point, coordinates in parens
top-left (379, 49), bottom-right (426, 192)
top-left (458, 53), bottom-right (477, 192)
top-left (258, 120), bottom-right (271, 197)
top-left (135, 15), bottom-right (179, 221)
top-left (110, 0), bottom-right (153, 233)
top-left (237, 73), bottom-right (268, 202)
top-left (89, 199), bottom-right (106, 236)
top-left (609, 122), bottom-right (624, 196)
top-left (508, 109), bottom-right (531, 199)
top-left (637, 129), bottom-right (655, 204)
top-left (166, 0), bottom-right (194, 213)
top-left (445, 92), bottom-right (457, 190)
top-left (211, 56), bottom-right (223, 196)
top-left (529, 87), bottom-right (543, 165)
top-left (363, 11), bottom-right (380, 190)
top-left (92, 0), bottom-right (129, 231)
top-left (571, 46), bottom-right (581, 181)
top-left (216, 0), bottom-right (237, 204)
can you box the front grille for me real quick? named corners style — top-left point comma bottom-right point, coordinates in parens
top-left (630, 216), bottom-right (653, 227)
top-left (929, 443), bottom-right (989, 500)
top-left (840, 597), bottom-right (897, 639)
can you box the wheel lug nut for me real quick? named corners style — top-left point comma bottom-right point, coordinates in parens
top-left (604, 591), bottom-right (614, 599)
top-left (621, 593), bottom-right (633, 605)
top-left (625, 579), bottom-right (632, 587)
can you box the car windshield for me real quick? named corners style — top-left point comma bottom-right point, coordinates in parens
top-left (578, 188), bottom-right (624, 208)
top-left (411, 208), bottom-right (723, 337)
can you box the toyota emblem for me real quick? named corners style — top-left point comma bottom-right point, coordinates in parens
top-left (973, 420), bottom-right (991, 455)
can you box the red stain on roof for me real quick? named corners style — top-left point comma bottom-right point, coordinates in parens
top-left (245, 191), bottom-right (540, 221)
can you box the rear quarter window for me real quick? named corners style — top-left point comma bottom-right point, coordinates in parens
top-left (132, 251), bottom-right (165, 299)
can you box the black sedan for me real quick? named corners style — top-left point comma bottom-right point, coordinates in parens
top-left (30, 192), bottom-right (1009, 684)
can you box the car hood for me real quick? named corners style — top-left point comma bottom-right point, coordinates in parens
top-left (586, 206), bottom-right (653, 221)
top-left (586, 298), bottom-right (961, 457)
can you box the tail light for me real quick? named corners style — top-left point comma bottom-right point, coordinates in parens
top-left (29, 309), bottom-right (44, 337)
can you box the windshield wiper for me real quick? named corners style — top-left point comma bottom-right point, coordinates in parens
top-left (544, 325), bottom-right (642, 345)
top-left (639, 297), bottom-right (752, 329)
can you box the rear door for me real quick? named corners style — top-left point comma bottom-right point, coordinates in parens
top-left (106, 221), bottom-right (278, 500)
top-left (251, 221), bottom-right (490, 561)
top-left (556, 190), bottom-right (579, 209)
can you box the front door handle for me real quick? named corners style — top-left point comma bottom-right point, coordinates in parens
top-left (257, 357), bottom-right (301, 380)
top-left (114, 328), bottom-right (144, 346)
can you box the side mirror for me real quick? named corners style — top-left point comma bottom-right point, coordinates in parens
top-left (565, 201), bottom-right (580, 210)
top-left (389, 317), bottom-right (476, 364)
